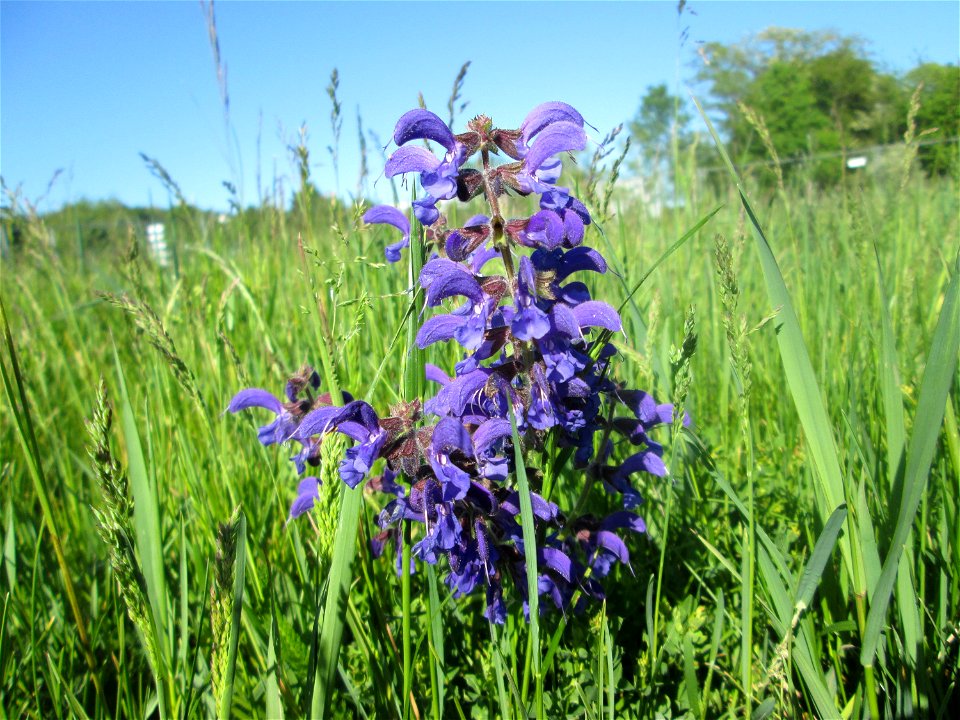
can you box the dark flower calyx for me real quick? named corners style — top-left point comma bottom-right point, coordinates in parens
top-left (285, 364), bottom-right (321, 401)
top-left (456, 169), bottom-right (485, 202)
top-left (495, 163), bottom-right (531, 196)
top-left (479, 275), bottom-right (508, 302)
top-left (491, 128), bottom-right (524, 160)
top-left (455, 131), bottom-right (482, 158)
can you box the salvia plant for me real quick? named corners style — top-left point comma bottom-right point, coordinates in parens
top-left (228, 102), bottom-right (687, 622)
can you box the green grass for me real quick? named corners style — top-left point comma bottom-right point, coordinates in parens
top-left (1, 140), bottom-right (958, 718)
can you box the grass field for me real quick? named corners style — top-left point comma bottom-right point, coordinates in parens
top-left (1, 123), bottom-right (959, 719)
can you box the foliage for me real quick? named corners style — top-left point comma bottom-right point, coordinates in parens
top-left (2, 128), bottom-right (958, 716)
top-left (633, 27), bottom-right (960, 186)
top-left (906, 63), bottom-right (960, 176)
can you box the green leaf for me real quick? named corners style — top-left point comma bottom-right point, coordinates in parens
top-left (510, 407), bottom-right (542, 719)
top-left (794, 504), bottom-right (847, 617)
top-left (46, 655), bottom-right (91, 720)
top-left (312, 486), bottom-right (363, 717)
top-left (221, 510), bottom-right (246, 719)
top-left (861, 253), bottom-right (960, 666)
top-left (694, 96), bottom-right (848, 517)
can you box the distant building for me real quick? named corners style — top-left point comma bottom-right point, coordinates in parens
top-left (146, 222), bottom-right (170, 267)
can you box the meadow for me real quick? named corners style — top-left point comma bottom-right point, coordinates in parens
top-left (1, 115), bottom-right (958, 720)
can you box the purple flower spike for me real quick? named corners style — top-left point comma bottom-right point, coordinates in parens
top-left (393, 109), bottom-right (456, 150)
top-left (363, 205), bottom-right (411, 263)
top-left (231, 103), bottom-right (689, 623)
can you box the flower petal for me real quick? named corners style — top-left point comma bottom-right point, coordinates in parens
top-left (385, 237), bottom-right (409, 263)
top-left (595, 530), bottom-right (630, 564)
top-left (562, 209), bottom-right (585, 246)
top-left (289, 477), bottom-right (320, 518)
top-left (521, 102), bottom-right (585, 142)
top-left (412, 196), bottom-right (439, 225)
top-left (523, 121), bottom-right (587, 174)
top-left (620, 449), bottom-right (667, 478)
top-left (296, 406), bottom-right (341, 439)
top-left (520, 210), bottom-right (564, 250)
top-left (432, 416), bottom-right (474, 457)
top-left (540, 547), bottom-right (574, 582)
top-left (363, 204), bottom-right (410, 235)
top-left (393, 109), bottom-right (456, 150)
top-left (363, 205), bottom-right (412, 263)
top-left (228, 388), bottom-right (282, 414)
top-left (558, 246), bottom-right (607, 280)
top-left (571, 301), bottom-right (622, 332)
top-left (602, 511), bottom-right (647, 534)
top-left (385, 145), bottom-right (441, 178)
top-left (425, 363), bottom-right (451, 386)
top-left (416, 314), bottom-right (463, 348)
top-left (472, 418), bottom-right (513, 456)
top-left (421, 264), bottom-right (483, 306)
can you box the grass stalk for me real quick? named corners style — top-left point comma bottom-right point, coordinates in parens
top-left (0, 297), bottom-right (101, 697)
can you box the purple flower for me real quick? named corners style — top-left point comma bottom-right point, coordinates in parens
top-left (428, 417), bottom-right (474, 501)
top-left (231, 103), bottom-right (694, 625)
top-left (298, 400), bottom-right (388, 488)
top-left (515, 121), bottom-right (587, 195)
top-left (415, 258), bottom-right (503, 352)
top-left (506, 256), bottom-right (550, 341)
top-left (227, 388), bottom-right (298, 446)
top-left (385, 109), bottom-right (467, 225)
top-left (289, 477), bottom-right (321, 519)
top-left (363, 205), bottom-right (410, 263)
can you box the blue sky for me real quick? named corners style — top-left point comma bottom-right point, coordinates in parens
top-left (2, 1), bottom-right (958, 212)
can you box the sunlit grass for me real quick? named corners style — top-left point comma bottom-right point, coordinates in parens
top-left (1, 144), bottom-right (958, 717)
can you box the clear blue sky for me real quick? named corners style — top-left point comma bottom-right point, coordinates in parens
top-left (2, 1), bottom-right (958, 212)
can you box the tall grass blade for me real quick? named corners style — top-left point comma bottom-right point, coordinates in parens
top-left (861, 253), bottom-right (959, 666)
top-left (426, 565), bottom-right (445, 720)
top-left (510, 408), bottom-right (542, 719)
top-left (873, 242), bottom-right (906, 486)
top-left (700, 590), bottom-right (724, 720)
top-left (112, 344), bottom-right (170, 646)
top-left (693, 93), bottom-right (851, 566)
top-left (312, 469), bottom-right (361, 717)
top-left (45, 655), bottom-right (92, 720)
top-left (794, 504), bottom-right (847, 616)
top-left (221, 510), bottom-right (246, 719)
top-left (682, 632), bottom-right (702, 717)
top-left (266, 623), bottom-right (284, 719)
top-left (0, 297), bottom-right (99, 693)
top-left (488, 621), bottom-right (513, 720)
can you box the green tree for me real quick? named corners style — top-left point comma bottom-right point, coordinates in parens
top-left (694, 28), bottom-right (896, 184)
top-left (627, 83), bottom-right (697, 203)
top-left (906, 63), bottom-right (960, 176)
top-left (629, 83), bottom-right (692, 161)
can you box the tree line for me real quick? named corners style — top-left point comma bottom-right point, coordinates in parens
top-left (630, 28), bottom-right (959, 186)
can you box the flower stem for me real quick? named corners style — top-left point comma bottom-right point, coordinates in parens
top-left (402, 522), bottom-right (413, 720)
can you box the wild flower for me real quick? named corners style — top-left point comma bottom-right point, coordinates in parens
top-left (230, 103), bottom-right (685, 622)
